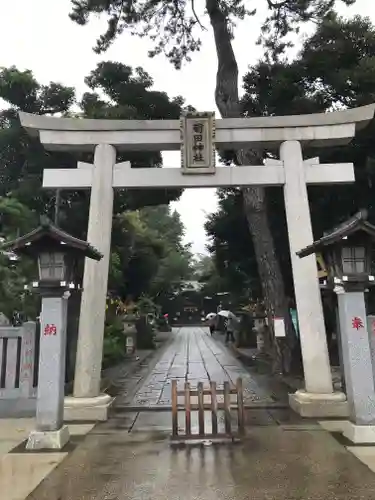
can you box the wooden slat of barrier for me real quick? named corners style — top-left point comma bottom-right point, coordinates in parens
top-left (171, 380), bottom-right (178, 437)
top-left (171, 378), bottom-right (244, 442)
top-left (236, 378), bottom-right (245, 435)
top-left (223, 381), bottom-right (231, 435)
top-left (185, 382), bottom-right (191, 437)
top-left (197, 382), bottom-right (205, 435)
top-left (210, 381), bottom-right (218, 435)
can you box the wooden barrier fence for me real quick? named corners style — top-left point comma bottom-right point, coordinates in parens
top-left (171, 378), bottom-right (245, 442)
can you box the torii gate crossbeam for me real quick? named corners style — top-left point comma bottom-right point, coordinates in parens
top-left (43, 161), bottom-right (354, 190)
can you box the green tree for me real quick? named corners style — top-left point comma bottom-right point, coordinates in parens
top-left (207, 14), bottom-right (375, 364)
top-left (109, 209), bottom-right (165, 300)
top-left (69, 0), bottom-right (354, 370)
top-left (242, 13), bottom-right (375, 257)
top-left (0, 63), bottom-right (194, 319)
top-left (0, 197), bottom-right (38, 319)
top-left (107, 205), bottom-right (192, 303)
top-left (205, 189), bottom-right (263, 302)
top-left (113, 205), bottom-right (191, 302)
top-left (0, 197), bottom-right (37, 237)
top-left (142, 206), bottom-right (192, 297)
top-left (0, 63), bottom-right (190, 238)
top-left (191, 253), bottom-right (231, 306)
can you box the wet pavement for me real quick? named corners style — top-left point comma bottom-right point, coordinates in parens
top-left (119, 326), bottom-right (273, 408)
top-left (20, 326), bottom-right (375, 499)
top-left (26, 418), bottom-right (375, 500)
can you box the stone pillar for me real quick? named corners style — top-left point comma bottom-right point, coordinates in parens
top-left (282, 141), bottom-right (347, 417)
top-left (336, 304), bottom-right (346, 394)
top-left (73, 144), bottom-right (116, 403)
top-left (281, 140), bottom-right (332, 393)
top-left (366, 315), bottom-right (375, 384)
top-left (26, 293), bottom-right (70, 450)
top-left (336, 287), bottom-right (375, 443)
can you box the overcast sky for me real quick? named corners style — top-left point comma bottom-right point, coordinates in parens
top-left (0, 0), bottom-right (373, 253)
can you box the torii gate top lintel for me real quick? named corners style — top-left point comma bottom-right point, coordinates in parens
top-left (19, 103), bottom-right (375, 153)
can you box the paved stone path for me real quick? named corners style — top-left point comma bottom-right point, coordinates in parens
top-left (129, 326), bottom-right (273, 407)
top-left (27, 421), bottom-right (375, 500)
top-left (19, 327), bottom-right (375, 500)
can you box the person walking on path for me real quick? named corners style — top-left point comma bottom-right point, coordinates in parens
top-left (208, 317), bottom-right (216, 335)
top-left (206, 313), bottom-right (217, 335)
top-left (225, 312), bottom-right (238, 344)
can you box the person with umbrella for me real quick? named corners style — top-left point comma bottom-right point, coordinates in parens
top-left (218, 310), bottom-right (238, 344)
top-left (205, 312), bottom-right (217, 335)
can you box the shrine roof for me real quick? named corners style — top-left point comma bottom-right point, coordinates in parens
top-left (297, 210), bottom-right (375, 258)
top-left (1, 219), bottom-right (102, 261)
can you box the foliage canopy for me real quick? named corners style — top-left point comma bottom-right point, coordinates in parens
top-left (0, 62), bottom-right (193, 317)
top-left (70, 0), bottom-right (355, 65)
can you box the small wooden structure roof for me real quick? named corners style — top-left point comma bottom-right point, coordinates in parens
top-left (297, 210), bottom-right (375, 258)
top-left (1, 218), bottom-right (102, 261)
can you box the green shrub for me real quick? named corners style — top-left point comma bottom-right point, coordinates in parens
top-left (102, 316), bottom-right (125, 368)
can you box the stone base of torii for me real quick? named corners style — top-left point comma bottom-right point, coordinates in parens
top-left (19, 105), bottom-right (375, 421)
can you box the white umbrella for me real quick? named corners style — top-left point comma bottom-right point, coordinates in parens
top-left (205, 312), bottom-right (217, 320)
top-left (217, 310), bottom-right (232, 318)
top-left (218, 310), bottom-right (239, 322)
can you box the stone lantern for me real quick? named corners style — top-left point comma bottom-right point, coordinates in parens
top-left (2, 218), bottom-right (102, 450)
top-left (297, 210), bottom-right (375, 443)
top-left (298, 210), bottom-right (374, 290)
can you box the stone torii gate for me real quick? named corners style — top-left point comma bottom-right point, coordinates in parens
top-left (19, 104), bottom-right (375, 419)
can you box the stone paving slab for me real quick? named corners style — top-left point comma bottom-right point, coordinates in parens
top-left (25, 422), bottom-right (375, 500)
top-left (0, 419), bottom-right (95, 500)
top-left (127, 326), bottom-right (273, 408)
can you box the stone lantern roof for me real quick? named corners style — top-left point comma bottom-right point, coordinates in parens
top-left (297, 210), bottom-right (375, 258)
top-left (1, 217), bottom-right (102, 261)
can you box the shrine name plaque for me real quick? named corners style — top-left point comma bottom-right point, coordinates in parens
top-left (180, 111), bottom-right (216, 174)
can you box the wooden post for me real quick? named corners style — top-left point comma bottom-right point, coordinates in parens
top-left (236, 378), bottom-right (245, 435)
top-left (171, 379), bottom-right (178, 438)
top-left (223, 381), bottom-right (231, 435)
top-left (185, 382), bottom-right (191, 437)
top-left (210, 381), bottom-right (218, 435)
top-left (197, 381), bottom-right (205, 436)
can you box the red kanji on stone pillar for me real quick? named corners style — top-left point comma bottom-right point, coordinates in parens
top-left (44, 324), bottom-right (57, 336)
top-left (352, 316), bottom-right (364, 330)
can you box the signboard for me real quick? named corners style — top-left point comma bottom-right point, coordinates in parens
top-left (180, 111), bottom-right (216, 174)
top-left (274, 317), bottom-right (286, 338)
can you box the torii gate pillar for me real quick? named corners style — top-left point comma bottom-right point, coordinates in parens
top-left (280, 141), bottom-right (347, 417)
top-left (73, 145), bottom-right (116, 400)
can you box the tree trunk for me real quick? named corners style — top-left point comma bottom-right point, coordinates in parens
top-left (206, 0), bottom-right (295, 372)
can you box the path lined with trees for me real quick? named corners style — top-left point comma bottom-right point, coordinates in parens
top-left (0, 63), bottom-right (193, 366)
